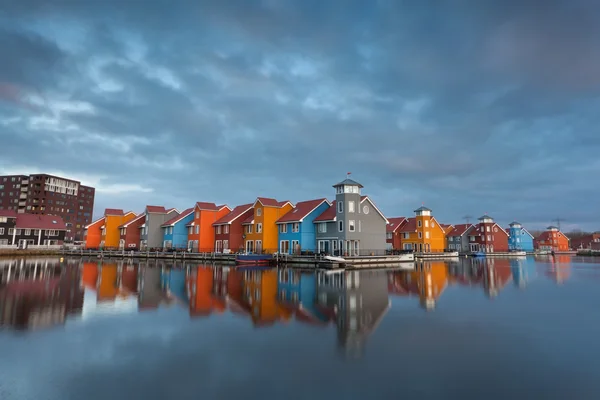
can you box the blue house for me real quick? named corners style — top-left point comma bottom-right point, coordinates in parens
top-left (507, 221), bottom-right (534, 252)
top-left (275, 198), bottom-right (331, 254)
top-left (277, 269), bottom-right (328, 323)
top-left (160, 268), bottom-right (187, 303)
top-left (161, 207), bottom-right (194, 250)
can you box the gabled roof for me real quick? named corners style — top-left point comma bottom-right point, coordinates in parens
top-left (146, 205), bottom-right (167, 213)
top-left (166, 208), bottom-right (179, 214)
top-left (213, 203), bottom-right (254, 226)
top-left (313, 201), bottom-right (336, 222)
top-left (104, 208), bottom-right (124, 216)
top-left (333, 178), bottom-right (363, 188)
top-left (119, 213), bottom-right (145, 228)
top-left (360, 196), bottom-right (389, 224)
top-left (440, 224), bottom-right (454, 233)
top-left (0, 209), bottom-right (17, 218)
top-left (276, 198), bottom-right (330, 224)
top-left (194, 202), bottom-right (221, 211)
top-left (521, 228), bottom-right (534, 239)
top-left (241, 213), bottom-right (254, 225)
top-left (254, 197), bottom-right (293, 208)
top-left (446, 223), bottom-right (473, 237)
top-left (161, 208), bottom-right (193, 227)
top-left (85, 216), bottom-right (105, 229)
top-left (16, 214), bottom-right (66, 230)
top-left (387, 217), bottom-right (407, 233)
top-left (399, 218), bottom-right (417, 233)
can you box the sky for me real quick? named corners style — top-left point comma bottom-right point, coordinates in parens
top-left (1, 0), bottom-right (599, 231)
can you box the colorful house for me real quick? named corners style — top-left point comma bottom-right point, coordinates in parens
top-left (275, 198), bottom-right (331, 254)
top-left (161, 207), bottom-right (194, 250)
top-left (313, 178), bottom-right (388, 256)
top-left (241, 269), bottom-right (282, 326)
top-left (445, 223), bottom-right (473, 252)
top-left (466, 214), bottom-right (509, 253)
top-left (568, 232), bottom-right (600, 250)
top-left (186, 267), bottom-right (215, 316)
top-left (84, 217), bottom-right (104, 249)
top-left (139, 206), bottom-right (179, 250)
top-left (100, 209), bottom-right (136, 249)
top-left (535, 226), bottom-right (570, 252)
top-left (397, 206), bottom-right (446, 253)
top-left (212, 203), bottom-right (254, 253)
top-left (414, 262), bottom-right (449, 310)
top-left (186, 202), bottom-right (231, 252)
top-left (482, 258), bottom-right (513, 298)
top-left (507, 221), bottom-right (534, 252)
top-left (118, 213), bottom-right (145, 250)
top-left (277, 269), bottom-right (328, 324)
top-left (386, 217), bottom-right (408, 250)
top-left (243, 198), bottom-right (293, 254)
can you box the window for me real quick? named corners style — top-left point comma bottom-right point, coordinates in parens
top-left (487, 235), bottom-right (491, 241)
top-left (348, 201), bottom-right (355, 213)
top-left (292, 223), bottom-right (299, 233)
top-left (338, 220), bottom-right (344, 232)
top-left (386, 232), bottom-right (392, 239)
top-left (0, 217), bottom-right (5, 223)
top-left (431, 222), bottom-right (435, 228)
top-left (195, 211), bottom-right (199, 219)
top-left (223, 240), bottom-right (229, 250)
top-left (425, 231), bottom-right (430, 239)
top-left (418, 232), bottom-right (422, 239)
top-left (216, 226), bottom-right (222, 234)
top-left (256, 223), bottom-right (262, 233)
top-left (280, 224), bottom-right (287, 233)
top-left (359, 220), bottom-right (362, 232)
top-left (0, 228), bottom-right (3, 235)
top-left (337, 202), bottom-right (343, 213)
top-left (417, 220), bottom-right (422, 227)
top-left (403, 232), bottom-right (409, 239)
top-left (318, 223), bottom-right (326, 233)
top-left (349, 220), bottom-right (355, 232)
top-left (256, 208), bottom-right (262, 216)
top-left (25, 229), bottom-right (31, 236)
top-left (247, 224), bottom-right (253, 234)
top-left (425, 220), bottom-right (429, 227)
top-left (486, 226), bottom-right (490, 232)
top-left (195, 225), bottom-right (199, 234)
top-left (224, 225), bottom-right (229, 234)
top-left (15, 229), bottom-right (21, 235)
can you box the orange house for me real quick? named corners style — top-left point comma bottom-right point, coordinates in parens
top-left (84, 217), bottom-right (104, 249)
top-left (535, 226), bottom-right (570, 252)
top-left (81, 262), bottom-right (99, 289)
top-left (100, 209), bottom-right (137, 249)
top-left (187, 267), bottom-right (215, 317)
top-left (415, 261), bottom-right (449, 310)
top-left (242, 269), bottom-right (282, 326)
top-left (97, 263), bottom-right (119, 301)
top-left (398, 206), bottom-right (447, 253)
top-left (186, 202), bottom-right (231, 252)
top-left (243, 197), bottom-right (293, 254)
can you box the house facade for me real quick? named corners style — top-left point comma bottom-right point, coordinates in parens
top-left (467, 215), bottom-right (509, 253)
top-left (83, 217), bottom-right (104, 249)
top-left (569, 232), bottom-right (600, 250)
top-left (186, 202), bottom-right (231, 252)
top-left (161, 208), bottom-right (194, 249)
top-left (507, 221), bottom-right (534, 252)
top-left (119, 213), bottom-right (145, 250)
top-left (100, 209), bottom-right (136, 248)
top-left (212, 203), bottom-right (254, 253)
top-left (397, 207), bottom-right (446, 252)
top-left (313, 178), bottom-right (388, 256)
top-left (386, 217), bottom-right (408, 250)
top-left (0, 210), bottom-right (17, 246)
top-left (535, 226), bottom-right (570, 252)
top-left (276, 198), bottom-right (331, 254)
top-left (243, 198), bottom-right (293, 254)
top-left (0, 213), bottom-right (67, 246)
top-left (445, 224), bottom-right (473, 252)
top-left (139, 206), bottom-right (179, 250)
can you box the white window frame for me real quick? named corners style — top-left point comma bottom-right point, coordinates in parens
top-left (425, 231), bottom-right (430, 239)
top-left (292, 240), bottom-right (299, 253)
top-left (247, 225), bottom-right (253, 234)
top-left (425, 220), bottom-right (429, 228)
top-left (195, 225), bottom-right (199, 234)
top-left (256, 208), bottom-right (262, 216)
top-left (280, 224), bottom-right (287, 233)
top-left (24, 229), bottom-right (30, 236)
top-left (337, 202), bottom-right (343, 213)
top-left (216, 225), bottom-right (222, 234)
top-left (318, 223), bottom-right (326, 233)
top-left (348, 201), bottom-right (355, 213)
top-left (224, 225), bottom-right (229, 234)
top-left (418, 232), bottom-right (422, 239)
top-left (223, 240), bottom-right (229, 250)
top-left (349, 220), bottom-right (355, 232)
top-left (256, 223), bottom-right (262, 233)
top-left (292, 222), bottom-right (299, 233)
top-left (338, 220), bottom-right (344, 232)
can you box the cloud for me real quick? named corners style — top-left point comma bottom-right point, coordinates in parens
top-left (0, 1), bottom-right (599, 230)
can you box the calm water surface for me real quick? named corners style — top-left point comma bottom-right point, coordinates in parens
top-left (1, 255), bottom-right (600, 399)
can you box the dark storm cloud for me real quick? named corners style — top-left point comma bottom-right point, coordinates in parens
top-left (0, 0), bottom-right (599, 229)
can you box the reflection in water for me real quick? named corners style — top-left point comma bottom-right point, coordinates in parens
top-left (0, 255), bottom-right (577, 335)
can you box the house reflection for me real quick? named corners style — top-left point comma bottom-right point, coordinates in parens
top-left (97, 262), bottom-right (119, 302)
top-left (510, 257), bottom-right (535, 289)
top-left (387, 262), bottom-right (448, 310)
top-left (277, 269), bottom-right (328, 325)
top-left (315, 270), bottom-right (390, 359)
top-left (137, 261), bottom-right (172, 310)
top-left (481, 258), bottom-right (513, 298)
top-left (0, 259), bottom-right (83, 331)
top-left (186, 266), bottom-right (216, 317)
top-left (238, 269), bottom-right (290, 327)
top-left (160, 265), bottom-right (187, 304)
top-left (545, 255), bottom-right (571, 284)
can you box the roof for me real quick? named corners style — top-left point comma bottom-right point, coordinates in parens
top-left (213, 203), bottom-right (254, 225)
top-left (313, 201), bottom-right (336, 222)
top-left (414, 206), bottom-right (432, 213)
top-left (387, 217), bottom-right (407, 233)
top-left (85, 216), bottom-right (105, 229)
top-left (194, 202), bottom-right (221, 211)
top-left (360, 196), bottom-right (389, 224)
top-left (241, 213), bottom-right (254, 225)
top-left (161, 208), bottom-right (194, 227)
top-left (446, 223), bottom-right (473, 237)
top-left (479, 214), bottom-right (494, 220)
top-left (146, 205), bottom-right (167, 213)
top-left (440, 224), bottom-right (454, 233)
top-left (119, 213), bottom-right (145, 228)
top-left (399, 218), bottom-right (417, 233)
top-left (521, 228), bottom-right (534, 239)
top-left (16, 214), bottom-right (66, 230)
top-left (547, 226), bottom-right (559, 230)
top-left (254, 197), bottom-right (293, 208)
top-left (332, 178), bottom-right (363, 188)
top-left (0, 209), bottom-right (18, 218)
top-left (104, 208), bottom-right (124, 216)
top-left (276, 198), bottom-right (330, 223)
top-left (509, 221), bottom-right (522, 226)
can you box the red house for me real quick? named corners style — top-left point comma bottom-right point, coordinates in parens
top-left (212, 203), bottom-right (254, 253)
top-left (535, 226), bottom-right (570, 252)
top-left (466, 215), bottom-right (509, 253)
top-left (569, 232), bottom-right (600, 250)
top-left (118, 213), bottom-right (146, 250)
top-left (386, 217), bottom-right (408, 250)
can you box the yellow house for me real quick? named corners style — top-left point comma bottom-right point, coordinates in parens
top-left (242, 197), bottom-right (293, 254)
top-left (398, 206), bottom-right (446, 253)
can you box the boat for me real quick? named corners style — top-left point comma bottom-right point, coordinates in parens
top-left (323, 255), bottom-right (347, 263)
top-left (471, 251), bottom-right (486, 257)
top-left (235, 253), bottom-right (273, 266)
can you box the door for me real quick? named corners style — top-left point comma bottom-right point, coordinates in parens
top-left (119, 239), bottom-right (125, 249)
top-left (246, 240), bottom-right (254, 253)
top-left (215, 240), bottom-right (222, 253)
top-left (280, 240), bottom-right (289, 254)
top-left (256, 240), bottom-right (263, 254)
top-left (292, 240), bottom-right (300, 254)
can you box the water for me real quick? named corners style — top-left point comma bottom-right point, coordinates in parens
top-left (1, 255), bottom-right (600, 399)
